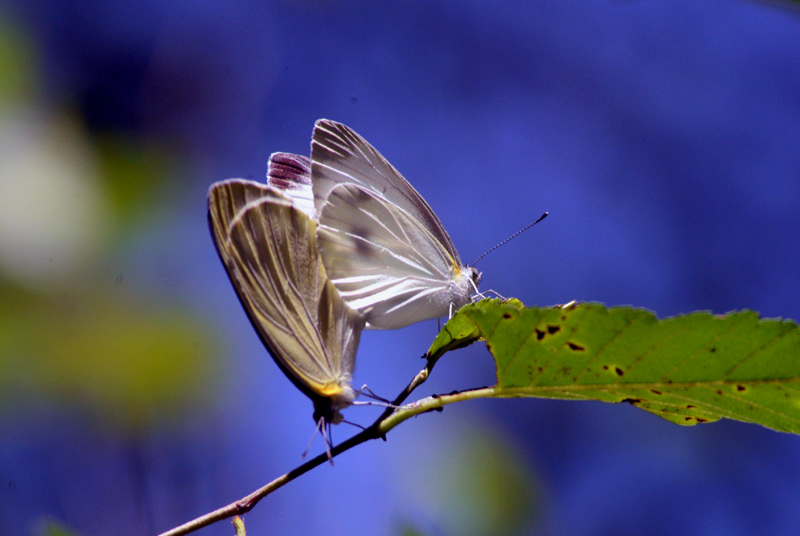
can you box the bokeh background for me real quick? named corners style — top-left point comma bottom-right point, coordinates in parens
top-left (1, 1), bottom-right (800, 535)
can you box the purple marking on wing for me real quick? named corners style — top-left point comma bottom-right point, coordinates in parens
top-left (267, 153), bottom-right (312, 191)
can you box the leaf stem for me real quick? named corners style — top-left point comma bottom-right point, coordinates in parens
top-left (378, 386), bottom-right (499, 431)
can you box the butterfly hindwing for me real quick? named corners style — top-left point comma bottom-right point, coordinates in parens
top-left (267, 152), bottom-right (316, 219)
top-left (317, 183), bottom-right (473, 330)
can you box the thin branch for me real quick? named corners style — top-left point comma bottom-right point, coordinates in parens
top-left (377, 386), bottom-right (498, 431)
top-left (157, 352), bottom-right (445, 536)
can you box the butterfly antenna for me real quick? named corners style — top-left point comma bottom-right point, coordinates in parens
top-left (471, 212), bottom-right (548, 267)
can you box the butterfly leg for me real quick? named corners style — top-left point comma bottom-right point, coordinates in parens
top-left (472, 288), bottom-right (506, 302)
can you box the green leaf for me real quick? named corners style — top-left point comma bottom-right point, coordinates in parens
top-left (427, 300), bottom-right (800, 433)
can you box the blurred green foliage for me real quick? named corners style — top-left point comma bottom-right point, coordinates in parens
top-left (0, 17), bottom-right (223, 437)
top-left (398, 419), bottom-right (540, 536)
top-left (0, 15), bottom-right (38, 103)
top-left (94, 134), bottom-right (178, 228)
top-left (36, 519), bottom-right (80, 536)
top-left (0, 287), bottom-right (220, 432)
top-left (432, 429), bottom-right (538, 536)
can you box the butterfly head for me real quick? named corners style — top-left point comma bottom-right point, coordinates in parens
top-left (462, 265), bottom-right (482, 299)
top-left (312, 385), bottom-right (357, 426)
top-left (469, 266), bottom-right (482, 287)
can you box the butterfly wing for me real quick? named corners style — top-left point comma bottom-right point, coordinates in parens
top-left (266, 152), bottom-right (316, 220)
top-left (317, 183), bottom-right (474, 329)
top-left (310, 119), bottom-right (464, 267)
top-left (309, 120), bottom-right (477, 328)
top-left (208, 180), bottom-right (364, 419)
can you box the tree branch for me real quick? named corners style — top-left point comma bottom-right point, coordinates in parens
top-left (157, 351), bottom-right (446, 536)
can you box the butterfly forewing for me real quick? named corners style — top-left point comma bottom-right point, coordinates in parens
top-left (311, 119), bottom-right (464, 267)
top-left (208, 180), bottom-right (364, 412)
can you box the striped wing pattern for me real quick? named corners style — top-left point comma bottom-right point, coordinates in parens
top-left (208, 180), bottom-right (364, 421)
top-left (267, 152), bottom-right (316, 219)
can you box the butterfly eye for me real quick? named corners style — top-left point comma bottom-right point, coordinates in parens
top-left (472, 267), bottom-right (483, 286)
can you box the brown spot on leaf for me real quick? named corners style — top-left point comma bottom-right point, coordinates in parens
top-left (686, 405), bottom-right (697, 410)
top-left (547, 325), bottom-right (560, 335)
top-left (502, 313), bottom-right (512, 319)
top-left (696, 418), bottom-right (709, 423)
top-left (621, 398), bottom-right (641, 405)
top-left (710, 347), bottom-right (717, 353)
top-left (567, 342), bottom-right (585, 351)
top-left (614, 366), bottom-right (624, 377)
top-left (535, 329), bottom-right (545, 340)
top-left (716, 390), bottom-right (723, 396)
top-left (651, 389), bottom-right (662, 395)
top-left (736, 384), bottom-right (747, 392)
top-left (526, 365), bottom-right (536, 380)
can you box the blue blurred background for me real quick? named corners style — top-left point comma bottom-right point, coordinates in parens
top-left (1, 1), bottom-right (799, 535)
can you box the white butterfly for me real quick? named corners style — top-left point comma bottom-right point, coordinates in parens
top-left (208, 180), bottom-right (365, 428)
top-left (268, 119), bottom-right (481, 330)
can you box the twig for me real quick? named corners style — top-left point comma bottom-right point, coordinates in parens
top-left (157, 352), bottom-right (444, 536)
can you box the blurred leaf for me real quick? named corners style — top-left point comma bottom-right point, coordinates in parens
top-left (435, 429), bottom-right (537, 536)
top-left (0, 112), bottom-right (112, 289)
top-left (397, 526), bottom-right (427, 536)
top-left (397, 419), bottom-right (539, 536)
top-left (94, 134), bottom-right (177, 227)
top-left (428, 300), bottom-right (800, 433)
top-left (0, 288), bottom-right (221, 433)
top-left (36, 519), bottom-right (80, 536)
top-left (0, 16), bottom-right (38, 104)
